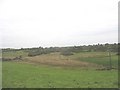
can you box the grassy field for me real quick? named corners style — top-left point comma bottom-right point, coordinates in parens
top-left (3, 62), bottom-right (118, 88)
top-left (2, 51), bottom-right (118, 88)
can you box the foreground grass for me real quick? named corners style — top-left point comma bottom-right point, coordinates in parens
top-left (3, 62), bottom-right (118, 88)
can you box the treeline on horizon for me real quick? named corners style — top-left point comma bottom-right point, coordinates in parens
top-left (2, 43), bottom-right (119, 57)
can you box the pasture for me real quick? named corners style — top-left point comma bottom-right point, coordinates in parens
top-left (2, 51), bottom-right (118, 88)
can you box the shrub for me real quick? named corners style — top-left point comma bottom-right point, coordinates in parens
top-left (60, 51), bottom-right (73, 56)
top-left (28, 50), bottom-right (50, 57)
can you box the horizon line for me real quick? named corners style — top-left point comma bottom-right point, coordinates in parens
top-left (1, 42), bottom-right (118, 49)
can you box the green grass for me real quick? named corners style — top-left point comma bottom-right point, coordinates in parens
top-left (70, 52), bottom-right (118, 68)
top-left (79, 55), bottom-right (118, 68)
top-left (3, 62), bottom-right (118, 88)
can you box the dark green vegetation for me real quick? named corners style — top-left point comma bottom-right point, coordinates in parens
top-left (2, 43), bottom-right (119, 57)
top-left (2, 43), bottom-right (119, 88)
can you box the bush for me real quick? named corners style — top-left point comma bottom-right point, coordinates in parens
top-left (28, 51), bottom-right (39, 57)
top-left (28, 50), bottom-right (50, 57)
top-left (60, 51), bottom-right (73, 56)
top-left (116, 53), bottom-right (120, 55)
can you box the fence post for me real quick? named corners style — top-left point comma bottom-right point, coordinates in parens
top-left (108, 50), bottom-right (112, 70)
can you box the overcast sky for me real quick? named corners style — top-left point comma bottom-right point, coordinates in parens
top-left (0, 0), bottom-right (118, 48)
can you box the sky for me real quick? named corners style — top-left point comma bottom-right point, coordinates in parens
top-left (0, 0), bottom-right (118, 48)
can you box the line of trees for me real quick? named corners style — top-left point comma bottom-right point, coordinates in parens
top-left (2, 43), bottom-right (119, 56)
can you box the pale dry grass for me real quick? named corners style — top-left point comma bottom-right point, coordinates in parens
top-left (23, 52), bottom-right (99, 67)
